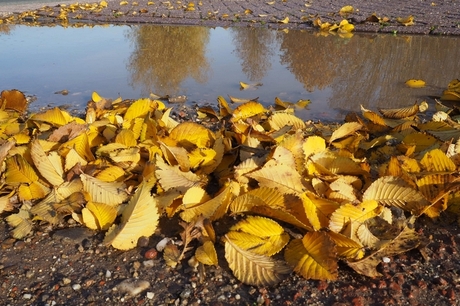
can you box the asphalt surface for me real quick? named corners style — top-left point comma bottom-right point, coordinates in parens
top-left (1, 0), bottom-right (460, 35)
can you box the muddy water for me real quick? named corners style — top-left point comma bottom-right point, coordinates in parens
top-left (0, 23), bottom-right (459, 121)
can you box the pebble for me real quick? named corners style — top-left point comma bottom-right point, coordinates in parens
top-left (235, 294), bottom-right (241, 300)
top-left (23, 293), bottom-right (32, 299)
top-left (383, 257), bottom-right (391, 263)
top-left (180, 288), bottom-right (192, 299)
top-left (146, 292), bottom-right (155, 299)
top-left (72, 284), bottom-right (81, 291)
top-left (105, 270), bottom-right (112, 278)
top-left (116, 279), bottom-right (150, 297)
top-left (62, 278), bottom-right (71, 285)
top-left (143, 260), bottom-right (155, 268)
top-left (217, 295), bottom-right (226, 301)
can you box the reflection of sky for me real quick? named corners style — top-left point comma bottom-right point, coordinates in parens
top-left (0, 25), bottom-right (133, 111)
top-left (1, 24), bottom-right (458, 121)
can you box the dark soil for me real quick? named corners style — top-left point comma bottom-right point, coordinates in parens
top-left (1, 212), bottom-right (460, 305)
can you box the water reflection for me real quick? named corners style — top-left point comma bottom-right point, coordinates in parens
top-left (1, 24), bottom-right (459, 121)
top-left (126, 25), bottom-right (210, 96)
top-left (231, 27), bottom-right (276, 82)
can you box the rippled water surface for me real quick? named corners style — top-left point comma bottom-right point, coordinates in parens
top-left (1, 24), bottom-right (460, 121)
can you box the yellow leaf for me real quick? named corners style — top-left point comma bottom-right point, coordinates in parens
top-left (5, 155), bottom-right (38, 185)
top-left (378, 103), bottom-right (420, 119)
top-left (30, 139), bottom-right (64, 187)
top-left (104, 179), bottom-right (159, 250)
top-left (329, 200), bottom-right (381, 233)
top-left (0, 191), bottom-right (14, 213)
top-left (156, 158), bottom-right (206, 191)
top-left (120, 0), bottom-right (129, 5)
top-left (217, 95), bottom-right (232, 117)
top-left (124, 98), bottom-right (157, 121)
top-left (64, 148), bottom-right (88, 171)
top-left (397, 15), bottom-right (414, 26)
top-left (327, 231), bottom-right (365, 260)
top-left (188, 148), bottom-right (217, 170)
top-left (284, 232), bottom-right (338, 280)
top-left (168, 122), bottom-right (215, 149)
top-left (80, 173), bottom-right (128, 206)
top-left (18, 181), bottom-right (49, 201)
top-left (224, 235), bottom-right (292, 286)
top-left (247, 164), bottom-right (305, 195)
top-left (420, 148), bottom-right (456, 172)
top-left (115, 129), bottom-right (138, 147)
top-left (402, 132), bottom-right (439, 153)
top-left (405, 79), bottom-right (425, 88)
top-left (95, 166), bottom-right (126, 182)
top-left (239, 81), bottom-right (250, 90)
top-left (301, 192), bottom-right (340, 230)
top-left (30, 107), bottom-right (73, 127)
top-left (339, 5), bottom-right (354, 15)
top-left (82, 201), bottom-right (118, 230)
top-left (92, 91), bottom-right (102, 103)
top-left (227, 216), bottom-right (289, 256)
top-left (231, 101), bottom-right (266, 122)
top-left (362, 176), bottom-right (430, 214)
top-left (195, 241), bottom-right (218, 266)
top-left (6, 208), bottom-right (33, 239)
top-left (329, 122), bottom-right (363, 144)
top-left (278, 17), bottom-right (289, 24)
top-left (180, 182), bottom-right (235, 222)
top-left (269, 112), bottom-right (306, 130)
top-left (303, 135), bottom-right (326, 159)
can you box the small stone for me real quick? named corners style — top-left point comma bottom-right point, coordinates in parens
top-left (180, 288), bottom-right (192, 299)
top-left (72, 284), bottom-right (81, 291)
top-left (105, 270), bottom-right (112, 278)
top-left (14, 241), bottom-right (26, 250)
top-left (382, 257), bottom-right (391, 263)
top-left (23, 293), bottom-right (32, 299)
top-left (133, 261), bottom-right (141, 271)
top-left (217, 295), bottom-right (226, 302)
top-left (235, 294), bottom-right (241, 300)
top-left (143, 260), bottom-right (155, 268)
top-left (25, 270), bottom-right (35, 279)
top-left (144, 248), bottom-right (158, 260)
top-left (116, 279), bottom-right (150, 297)
top-left (146, 292), bottom-right (155, 299)
top-left (62, 278), bottom-right (71, 285)
top-left (137, 236), bottom-right (150, 247)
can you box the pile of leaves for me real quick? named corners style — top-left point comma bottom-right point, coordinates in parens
top-left (1, 82), bottom-right (460, 286)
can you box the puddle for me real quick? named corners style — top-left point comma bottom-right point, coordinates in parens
top-left (1, 24), bottom-right (460, 121)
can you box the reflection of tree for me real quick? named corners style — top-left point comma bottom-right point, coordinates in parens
top-left (279, 32), bottom-right (460, 111)
top-left (127, 25), bottom-right (210, 96)
top-left (0, 24), bottom-right (13, 35)
top-left (231, 27), bottom-right (276, 81)
top-left (278, 32), bottom-right (342, 92)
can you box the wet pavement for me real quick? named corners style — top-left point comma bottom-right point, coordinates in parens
top-left (1, 0), bottom-right (460, 35)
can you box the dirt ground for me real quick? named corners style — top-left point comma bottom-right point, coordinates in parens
top-left (1, 212), bottom-right (460, 305)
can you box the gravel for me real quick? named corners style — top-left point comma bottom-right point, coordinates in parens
top-left (1, 215), bottom-right (460, 305)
